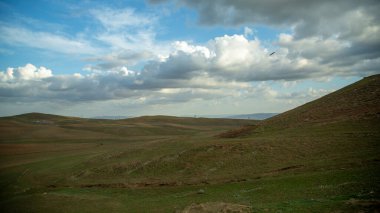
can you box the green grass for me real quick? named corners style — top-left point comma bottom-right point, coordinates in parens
top-left (1, 166), bottom-right (378, 212)
top-left (0, 117), bottom-right (379, 212)
top-left (1, 74), bottom-right (380, 213)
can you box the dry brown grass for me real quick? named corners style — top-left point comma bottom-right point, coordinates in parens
top-left (261, 74), bottom-right (380, 130)
top-left (216, 125), bottom-right (257, 138)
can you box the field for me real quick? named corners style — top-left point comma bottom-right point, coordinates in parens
top-left (0, 75), bottom-right (379, 212)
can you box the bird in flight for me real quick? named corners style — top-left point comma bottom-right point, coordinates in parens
top-left (269, 52), bottom-right (276, 56)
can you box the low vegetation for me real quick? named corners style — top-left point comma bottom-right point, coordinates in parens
top-left (0, 75), bottom-right (379, 212)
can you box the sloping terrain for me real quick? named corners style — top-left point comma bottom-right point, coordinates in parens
top-left (260, 74), bottom-right (380, 130)
top-left (218, 74), bottom-right (380, 138)
top-left (0, 113), bottom-right (254, 142)
top-left (0, 75), bottom-right (379, 212)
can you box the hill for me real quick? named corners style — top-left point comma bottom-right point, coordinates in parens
top-left (0, 113), bottom-right (255, 142)
top-left (0, 75), bottom-right (379, 212)
top-left (219, 75), bottom-right (380, 138)
top-left (226, 113), bottom-right (278, 120)
top-left (260, 75), bottom-right (380, 130)
top-left (92, 116), bottom-right (131, 120)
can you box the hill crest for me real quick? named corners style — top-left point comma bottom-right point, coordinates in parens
top-left (261, 74), bottom-right (380, 130)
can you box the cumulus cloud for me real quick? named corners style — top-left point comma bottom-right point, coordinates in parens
top-left (0, 63), bottom-right (248, 103)
top-left (1, 26), bottom-right (378, 106)
top-left (0, 64), bottom-right (52, 81)
top-left (140, 34), bottom-right (378, 82)
top-left (148, 0), bottom-right (380, 80)
top-left (0, 61), bottom-right (354, 117)
top-left (2, 1), bottom-right (380, 115)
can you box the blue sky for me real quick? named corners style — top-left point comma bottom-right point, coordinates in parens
top-left (0, 0), bottom-right (281, 72)
top-left (0, 0), bottom-right (378, 117)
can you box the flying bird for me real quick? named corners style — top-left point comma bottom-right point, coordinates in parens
top-left (269, 52), bottom-right (276, 56)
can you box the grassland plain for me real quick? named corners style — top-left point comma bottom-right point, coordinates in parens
top-left (0, 75), bottom-right (379, 212)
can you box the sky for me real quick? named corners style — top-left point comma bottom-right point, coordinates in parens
top-left (0, 0), bottom-right (379, 117)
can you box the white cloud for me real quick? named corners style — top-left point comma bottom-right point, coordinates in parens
top-left (0, 25), bottom-right (100, 55)
top-left (141, 33), bottom-right (377, 83)
top-left (86, 7), bottom-right (171, 72)
top-left (0, 64), bottom-right (52, 81)
top-left (173, 41), bottom-right (211, 58)
top-left (1, 1), bottom-right (379, 116)
top-left (2, 24), bottom-right (377, 109)
top-left (210, 34), bottom-right (265, 72)
top-left (0, 62), bottom-right (357, 117)
top-left (90, 8), bottom-right (154, 31)
top-left (0, 62), bottom-right (268, 103)
top-left (96, 29), bottom-right (157, 51)
top-left (244, 27), bottom-right (254, 38)
top-left (148, 0), bottom-right (380, 80)
top-left (146, 29), bottom-right (380, 83)
top-left (278, 88), bottom-right (333, 100)
top-left (90, 7), bottom-right (157, 51)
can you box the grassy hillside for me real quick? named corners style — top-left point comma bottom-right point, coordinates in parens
top-left (260, 74), bottom-right (380, 130)
top-left (0, 113), bottom-right (254, 142)
top-left (0, 75), bottom-right (379, 212)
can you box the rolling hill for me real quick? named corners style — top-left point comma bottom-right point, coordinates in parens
top-left (0, 113), bottom-right (255, 142)
top-left (218, 74), bottom-right (380, 138)
top-left (0, 75), bottom-right (379, 212)
top-left (260, 74), bottom-right (380, 130)
top-left (226, 113), bottom-right (278, 120)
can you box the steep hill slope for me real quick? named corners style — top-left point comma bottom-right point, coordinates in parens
top-left (260, 74), bottom-right (380, 130)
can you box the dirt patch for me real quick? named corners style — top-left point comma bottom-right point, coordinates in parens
top-left (346, 198), bottom-right (380, 212)
top-left (217, 125), bottom-right (257, 138)
top-left (180, 202), bottom-right (251, 213)
top-left (259, 165), bottom-right (304, 177)
top-left (272, 165), bottom-right (304, 172)
top-left (60, 164), bottom-right (303, 190)
top-left (81, 183), bottom-right (130, 188)
top-left (79, 181), bottom-right (180, 189)
top-left (346, 198), bottom-right (380, 207)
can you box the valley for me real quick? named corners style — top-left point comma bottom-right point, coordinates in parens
top-left (0, 75), bottom-right (379, 212)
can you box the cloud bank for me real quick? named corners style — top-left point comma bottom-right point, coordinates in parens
top-left (1, 32), bottom-right (356, 104)
top-left (1, 1), bottom-right (379, 116)
top-left (148, 0), bottom-right (380, 78)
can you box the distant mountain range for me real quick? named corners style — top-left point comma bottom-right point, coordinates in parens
top-left (92, 116), bottom-right (131, 120)
top-left (225, 113), bottom-right (278, 120)
top-left (198, 113), bottom-right (278, 120)
top-left (9, 114), bottom-right (277, 121)
top-left (91, 113), bottom-right (278, 120)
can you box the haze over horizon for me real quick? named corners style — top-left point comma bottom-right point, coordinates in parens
top-left (1, 0), bottom-right (379, 117)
